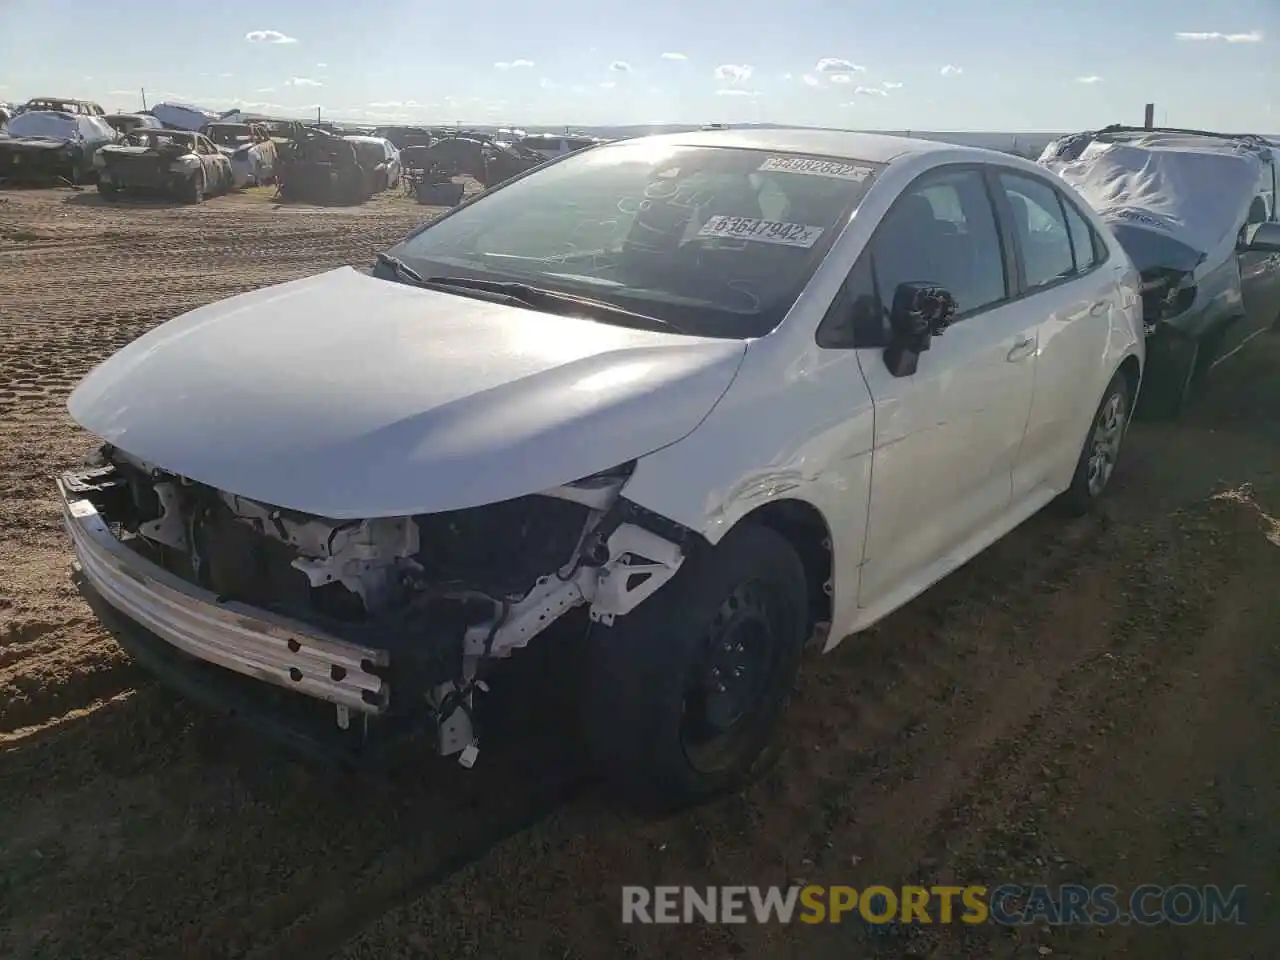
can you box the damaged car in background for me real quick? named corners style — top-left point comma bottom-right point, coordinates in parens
top-left (202, 121), bottom-right (277, 187)
top-left (95, 129), bottom-right (233, 202)
top-left (0, 110), bottom-right (117, 184)
top-left (60, 130), bottom-right (1143, 809)
top-left (1040, 125), bottom-right (1280, 416)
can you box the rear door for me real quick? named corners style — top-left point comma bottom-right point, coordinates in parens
top-left (993, 169), bottom-right (1120, 501)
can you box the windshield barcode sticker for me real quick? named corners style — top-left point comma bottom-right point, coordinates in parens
top-left (757, 156), bottom-right (874, 181)
top-left (696, 216), bottom-right (825, 247)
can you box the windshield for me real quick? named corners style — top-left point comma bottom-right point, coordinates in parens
top-left (123, 132), bottom-right (192, 149)
top-left (5, 112), bottom-right (78, 139)
top-left (385, 142), bottom-right (883, 338)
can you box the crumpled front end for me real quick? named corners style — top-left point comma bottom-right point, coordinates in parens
top-left (61, 444), bottom-right (690, 765)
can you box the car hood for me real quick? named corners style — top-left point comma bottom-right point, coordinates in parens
top-left (68, 266), bottom-right (747, 519)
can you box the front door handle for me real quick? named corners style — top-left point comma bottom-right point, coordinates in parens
top-left (1090, 300), bottom-right (1109, 317)
top-left (1006, 335), bottom-right (1036, 362)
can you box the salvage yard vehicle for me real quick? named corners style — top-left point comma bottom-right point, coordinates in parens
top-left (0, 110), bottom-right (117, 184)
top-left (95, 129), bottom-right (233, 203)
top-left (104, 112), bottom-right (165, 136)
top-left (59, 129), bottom-right (1143, 809)
top-left (15, 96), bottom-right (105, 117)
top-left (1040, 125), bottom-right (1280, 417)
top-left (275, 125), bottom-right (382, 204)
top-left (343, 134), bottom-right (401, 191)
top-left (203, 121), bottom-right (277, 187)
top-left (518, 133), bottom-right (601, 160)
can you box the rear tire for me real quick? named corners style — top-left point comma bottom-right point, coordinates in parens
top-left (1137, 332), bottom-right (1199, 420)
top-left (582, 523), bottom-right (809, 812)
top-left (1059, 370), bottom-right (1131, 516)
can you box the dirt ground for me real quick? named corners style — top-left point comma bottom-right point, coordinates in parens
top-left (1, 185), bottom-right (1277, 960)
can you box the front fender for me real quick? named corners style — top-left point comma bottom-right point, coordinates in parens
top-left (622, 337), bottom-right (875, 640)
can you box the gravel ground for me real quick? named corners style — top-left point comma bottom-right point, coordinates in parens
top-left (1, 185), bottom-right (1277, 959)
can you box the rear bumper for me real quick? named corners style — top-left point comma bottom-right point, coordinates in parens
top-left (57, 474), bottom-right (390, 715)
top-left (0, 145), bottom-right (74, 180)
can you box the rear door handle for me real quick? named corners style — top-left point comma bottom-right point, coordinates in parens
top-left (1090, 300), bottom-right (1109, 317)
top-left (1006, 336), bottom-right (1036, 362)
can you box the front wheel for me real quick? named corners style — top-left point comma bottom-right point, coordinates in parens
top-left (179, 171), bottom-right (204, 204)
top-left (582, 523), bottom-right (810, 812)
top-left (1059, 370), bottom-right (1131, 516)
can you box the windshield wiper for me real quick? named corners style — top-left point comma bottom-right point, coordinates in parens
top-left (374, 253), bottom-right (532, 308)
top-left (424, 275), bottom-right (682, 333)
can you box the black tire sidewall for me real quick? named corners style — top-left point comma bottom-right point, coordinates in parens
top-left (582, 522), bottom-right (809, 810)
top-left (1062, 370), bottom-right (1130, 515)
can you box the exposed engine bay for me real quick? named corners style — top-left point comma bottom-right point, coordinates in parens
top-left (68, 443), bottom-right (690, 764)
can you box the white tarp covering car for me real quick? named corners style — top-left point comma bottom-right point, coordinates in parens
top-left (1040, 133), bottom-right (1270, 264)
top-left (1040, 127), bottom-right (1280, 416)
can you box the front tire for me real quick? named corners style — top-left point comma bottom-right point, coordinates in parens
top-left (582, 523), bottom-right (809, 812)
top-left (1060, 370), bottom-right (1131, 516)
top-left (179, 171), bottom-right (204, 204)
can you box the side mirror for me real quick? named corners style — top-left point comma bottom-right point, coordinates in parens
top-left (1239, 221), bottom-right (1280, 254)
top-left (883, 282), bottom-right (959, 377)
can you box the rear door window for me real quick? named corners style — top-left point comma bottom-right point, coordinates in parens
top-left (997, 172), bottom-right (1076, 289)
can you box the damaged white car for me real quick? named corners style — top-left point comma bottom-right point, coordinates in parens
top-left (60, 129), bottom-right (1143, 808)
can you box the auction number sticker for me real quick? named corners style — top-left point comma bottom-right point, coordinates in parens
top-left (757, 156), bottom-right (874, 181)
top-left (696, 215), bottom-right (824, 247)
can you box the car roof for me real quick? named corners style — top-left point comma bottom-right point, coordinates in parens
top-left (609, 127), bottom-right (998, 165)
top-left (344, 134), bottom-right (388, 144)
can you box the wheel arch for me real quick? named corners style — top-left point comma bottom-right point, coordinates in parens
top-left (720, 497), bottom-right (834, 646)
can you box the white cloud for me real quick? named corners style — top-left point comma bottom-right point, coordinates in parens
top-left (715, 89), bottom-right (759, 97)
top-left (815, 57), bottom-right (865, 74)
top-left (854, 86), bottom-right (888, 96)
top-left (255, 87), bottom-right (275, 93)
top-left (830, 74), bottom-right (852, 85)
top-left (494, 59), bottom-right (535, 69)
top-left (316, 62), bottom-right (327, 68)
top-left (83, 75), bottom-right (94, 81)
top-left (802, 74), bottom-right (820, 87)
top-left (660, 52), bottom-right (687, 60)
top-left (713, 63), bottom-right (754, 83)
top-left (245, 29), bottom-right (298, 44)
top-left (570, 85), bottom-right (585, 93)
top-left (780, 72), bottom-right (793, 81)
top-left (286, 77), bottom-right (323, 87)
top-left (940, 64), bottom-right (963, 76)
top-left (218, 72), bottom-right (233, 79)
top-left (600, 81), bottom-right (617, 89)
top-left (882, 80), bottom-right (903, 89)
top-left (1175, 29), bottom-right (1263, 43)
top-left (539, 77), bottom-right (556, 89)
top-left (1076, 75), bottom-right (1103, 84)
top-left (610, 60), bottom-right (632, 72)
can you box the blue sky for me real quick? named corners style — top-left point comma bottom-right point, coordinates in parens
top-left (0, 0), bottom-right (1274, 130)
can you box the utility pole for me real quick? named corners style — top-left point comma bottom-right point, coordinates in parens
top-left (1143, 102), bottom-right (1155, 129)
top-left (317, 105), bottom-right (321, 124)
top-left (140, 87), bottom-right (147, 110)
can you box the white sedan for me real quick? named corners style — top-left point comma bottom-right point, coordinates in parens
top-left (58, 129), bottom-right (1143, 808)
